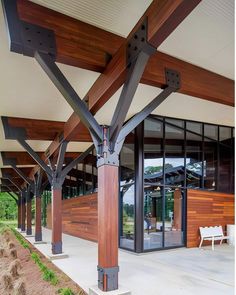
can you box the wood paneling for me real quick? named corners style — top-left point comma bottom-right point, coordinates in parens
top-left (47, 193), bottom-right (98, 242)
top-left (187, 189), bottom-right (234, 248)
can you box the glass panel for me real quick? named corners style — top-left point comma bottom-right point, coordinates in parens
top-left (120, 183), bottom-right (135, 250)
top-left (219, 126), bottom-right (232, 146)
top-left (165, 124), bottom-right (185, 187)
top-left (203, 140), bottom-right (217, 190)
top-left (143, 185), bottom-right (163, 250)
top-left (204, 124), bottom-right (218, 140)
top-left (218, 144), bottom-right (232, 193)
top-left (164, 188), bottom-right (184, 247)
top-left (186, 121), bottom-right (202, 136)
top-left (165, 118), bottom-right (184, 129)
top-left (186, 132), bottom-right (202, 188)
top-left (144, 118), bottom-right (163, 186)
top-left (120, 133), bottom-right (135, 250)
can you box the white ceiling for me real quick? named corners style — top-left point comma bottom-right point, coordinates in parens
top-left (0, 0), bottom-right (234, 158)
top-left (31, 0), bottom-right (234, 78)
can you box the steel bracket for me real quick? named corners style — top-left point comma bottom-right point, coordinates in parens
top-left (97, 266), bottom-right (119, 291)
top-left (20, 21), bottom-right (56, 58)
top-left (1, 117), bottom-right (27, 140)
top-left (127, 18), bottom-right (156, 68)
top-left (165, 68), bottom-right (181, 90)
top-left (2, 0), bottom-right (56, 58)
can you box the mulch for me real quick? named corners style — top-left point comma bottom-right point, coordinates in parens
top-left (0, 229), bottom-right (87, 295)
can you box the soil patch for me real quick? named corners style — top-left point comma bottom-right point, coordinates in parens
top-left (0, 229), bottom-right (87, 295)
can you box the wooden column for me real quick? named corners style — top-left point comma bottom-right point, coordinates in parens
top-left (51, 188), bottom-right (62, 254)
top-left (21, 198), bottom-right (26, 232)
top-left (173, 189), bottom-right (182, 230)
top-left (26, 198), bottom-right (32, 235)
top-left (97, 165), bottom-right (119, 291)
top-left (17, 198), bottom-right (21, 229)
top-left (35, 196), bottom-right (42, 241)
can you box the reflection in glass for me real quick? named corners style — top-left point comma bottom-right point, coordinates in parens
top-left (219, 127), bottom-right (232, 146)
top-left (120, 184), bottom-right (135, 250)
top-left (144, 118), bottom-right (163, 186)
top-left (186, 121), bottom-right (202, 136)
top-left (204, 124), bottom-right (218, 140)
top-left (143, 186), bottom-right (163, 250)
top-left (165, 123), bottom-right (185, 187)
top-left (204, 140), bottom-right (217, 190)
top-left (186, 132), bottom-right (202, 188)
top-left (120, 135), bottom-right (135, 250)
top-left (218, 144), bottom-right (232, 192)
top-left (164, 188), bottom-right (184, 247)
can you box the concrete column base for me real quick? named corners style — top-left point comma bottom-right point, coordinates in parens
top-left (89, 286), bottom-right (131, 295)
top-left (47, 253), bottom-right (69, 260)
top-left (34, 241), bottom-right (47, 245)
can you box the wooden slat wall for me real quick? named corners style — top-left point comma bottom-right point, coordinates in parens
top-left (187, 189), bottom-right (234, 248)
top-left (47, 193), bottom-right (98, 242)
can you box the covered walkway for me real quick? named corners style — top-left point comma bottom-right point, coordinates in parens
top-left (23, 228), bottom-right (234, 295)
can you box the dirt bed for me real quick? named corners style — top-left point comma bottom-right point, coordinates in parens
top-left (0, 229), bottom-right (87, 295)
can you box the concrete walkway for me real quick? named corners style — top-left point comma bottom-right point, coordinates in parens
top-left (23, 228), bottom-right (234, 295)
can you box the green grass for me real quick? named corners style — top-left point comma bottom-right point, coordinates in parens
top-left (31, 252), bottom-right (58, 285)
top-left (57, 288), bottom-right (75, 295)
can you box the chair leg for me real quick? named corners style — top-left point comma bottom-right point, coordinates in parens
top-left (212, 237), bottom-right (214, 250)
top-left (199, 238), bottom-right (203, 248)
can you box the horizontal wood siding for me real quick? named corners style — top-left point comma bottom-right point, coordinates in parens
top-left (47, 193), bottom-right (98, 242)
top-left (187, 189), bottom-right (234, 248)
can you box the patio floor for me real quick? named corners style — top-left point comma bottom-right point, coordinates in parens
top-left (22, 228), bottom-right (234, 295)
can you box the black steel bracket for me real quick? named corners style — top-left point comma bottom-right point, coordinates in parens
top-left (165, 68), bottom-right (181, 90)
top-left (2, 0), bottom-right (56, 58)
top-left (114, 68), bottom-right (181, 153)
top-left (127, 19), bottom-right (156, 67)
top-left (97, 266), bottom-right (119, 291)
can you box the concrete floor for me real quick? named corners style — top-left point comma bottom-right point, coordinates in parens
top-left (23, 228), bottom-right (234, 295)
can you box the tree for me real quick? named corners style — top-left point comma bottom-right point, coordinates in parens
top-left (0, 192), bottom-right (17, 220)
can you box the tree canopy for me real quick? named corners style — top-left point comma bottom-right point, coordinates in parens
top-left (0, 192), bottom-right (17, 220)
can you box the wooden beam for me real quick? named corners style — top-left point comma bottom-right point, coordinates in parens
top-left (16, 0), bottom-right (233, 109)
top-left (6, 117), bottom-right (64, 141)
top-left (17, 0), bottom-right (123, 72)
top-left (1, 151), bottom-right (43, 165)
top-left (9, 0), bottom-right (232, 163)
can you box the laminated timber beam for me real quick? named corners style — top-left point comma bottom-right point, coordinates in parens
top-left (1, 116), bottom-right (92, 141)
top-left (13, 0), bottom-right (232, 108)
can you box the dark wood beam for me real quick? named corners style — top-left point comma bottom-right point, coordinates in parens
top-left (8, 0), bottom-right (232, 167)
top-left (1, 151), bottom-right (43, 165)
top-left (17, 0), bottom-right (123, 72)
top-left (3, 117), bottom-right (92, 141)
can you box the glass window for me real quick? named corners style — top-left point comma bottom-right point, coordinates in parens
top-left (219, 127), bottom-right (232, 146)
top-left (203, 139), bottom-right (217, 190)
top-left (204, 124), bottom-right (218, 141)
top-left (165, 124), bottom-right (185, 187)
top-left (144, 118), bottom-right (163, 186)
top-left (120, 134), bottom-right (135, 250)
top-left (164, 187), bottom-right (184, 247)
top-left (218, 144), bottom-right (232, 192)
top-left (120, 183), bottom-right (135, 250)
top-left (165, 118), bottom-right (184, 129)
top-left (186, 132), bottom-right (203, 188)
top-left (143, 185), bottom-right (163, 250)
top-left (186, 121), bottom-right (202, 136)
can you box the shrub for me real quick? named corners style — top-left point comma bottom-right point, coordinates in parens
top-left (58, 288), bottom-right (75, 295)
top-left (43, 269), bottom-right (58, 285)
